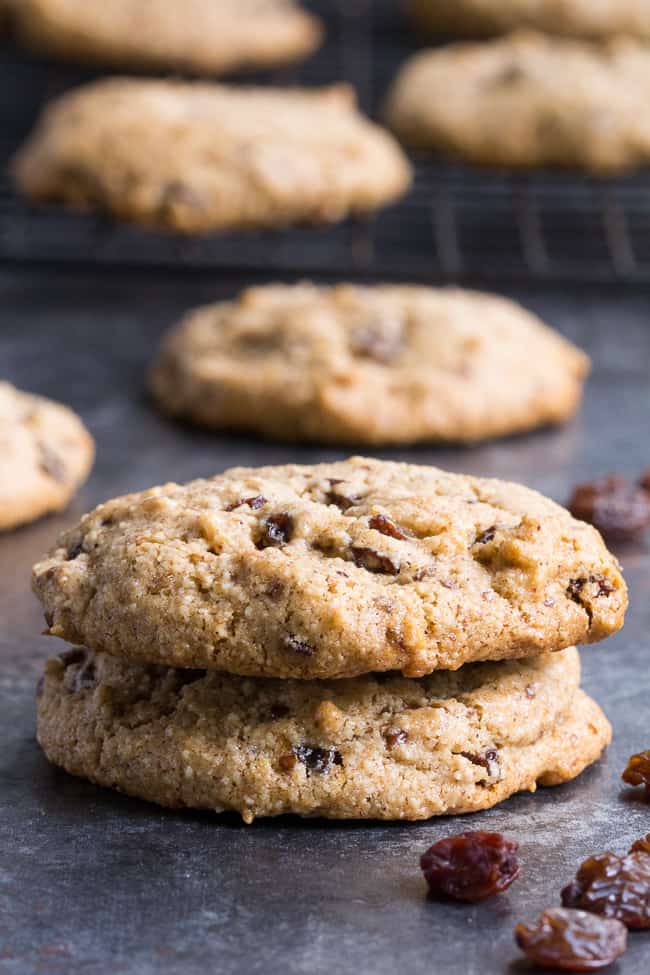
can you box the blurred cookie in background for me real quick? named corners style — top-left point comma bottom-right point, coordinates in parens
top-left (150, 282), bottom-right (589, 444)
top-left (409, 0), bottom-right (650, 41)
top-left (385, 31), bottom-right (650, 172)
top-left (12, 79), bottom-right (411, 234)
top-left (11, 0), bottom-right (322, 75)
top-left (0, 382), bottom-right (94, 531)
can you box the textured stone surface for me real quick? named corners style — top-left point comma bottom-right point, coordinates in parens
top-left (1, 268), bottom-right (649, 974)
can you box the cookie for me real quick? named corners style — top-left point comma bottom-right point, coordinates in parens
top-left (12, 79), bottom-right (411, 234)
top-left (384, 32), bottom-right (650, 172)
top-left (32, 457), bottom-right (627, 679)
top-left (150, 283), bottom-right (589, 444)
top-left (0, 382), bottom-right (94, 531)
top-left (409, 0), bottom-right (650, 41)
top-left (13, 0), bottom-right (322, 75)
top-left (36, 646), bottom-right (610, 821)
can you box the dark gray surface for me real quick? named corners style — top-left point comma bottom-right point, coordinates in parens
top-left (1, 268), bottom-right (649, 975)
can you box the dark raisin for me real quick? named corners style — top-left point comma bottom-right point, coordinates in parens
top-left (515, 907), bottom-right (627, 972)
top-left (294, 744), bottom-right (343, 776)
top-left (351, 546), bottom-right (400, 575)
top-left (567, 575), bottom-right (615, 625)
top-left (282, 634), bottom-right (315, 657)
top-left (461, 749), bottom-right (500, 779)
top-left (368, 514), bottom-right (408, 540)
top-left (226, 495), bottom-right (267, 512)
top-left (66, 540), bottom-right (84, 560)
top-left (622, 749), bottom-right (650, 798)
top-left (350, 321), bottom-right (403, 364)
top-left (384, 728), bottom-right (408, 749)
top-left (568, 475), bottom-right (650, 543)
top-left (58, 648), bottom-right (87, 668)
top-left (326, 480), bottom-right (361, 511)
top-left (630, 835), bottom-right (650, 856)
top-left (475, 526), bottom-right (497, 545)
top-left (257, 512), bottom-right (293, 549)
top-left (561, 850), bottom-right (650, 929)
top-left (175, 669), bottom-right (207, 686)
top-left (640, 470), bottom-right (650, 493)
top-left (270, 704), bottom-right (290, 721)
top-left (38, 443), bottom-right (66, 483)
top-left (420, 831), bottom-right (519, 902)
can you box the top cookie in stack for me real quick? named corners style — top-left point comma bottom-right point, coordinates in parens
top-left (33, 457), bottom-right (627, 680)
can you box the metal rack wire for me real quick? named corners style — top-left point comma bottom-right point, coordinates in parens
top-left (1, 0), bottom-right (650, 282)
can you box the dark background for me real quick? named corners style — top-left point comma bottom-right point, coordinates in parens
top-left (1, 3), bottom-right (650, 974)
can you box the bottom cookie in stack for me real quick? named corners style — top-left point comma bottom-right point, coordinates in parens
top-left (37, 645), bottom-right (609, 823)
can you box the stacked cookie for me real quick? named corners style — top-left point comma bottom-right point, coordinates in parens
top-left (34, 457), bottom-right (626, 822)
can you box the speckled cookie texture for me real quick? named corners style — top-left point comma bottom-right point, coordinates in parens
top-left (13, 0), bottom-right (322, 75)
top-left (0, 382), bottom-right (94, 531)
top-left (410, 0), bottom-right (650, 40)
top-left (36, 646), bottom-right (611, 821)
top-left (12, 79), bottom-right (411, 234)
top-left (32, 457), bottom-right (627, 679)
top-left (385, 32), bottom-right (650, 172)
top-left (150, 283), bottom-right (589, 444)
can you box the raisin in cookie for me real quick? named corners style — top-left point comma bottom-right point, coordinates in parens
top-left (385, 32), bottom-right (650, 172)
top-left (32, 458), bottom-right (627, 679)
top-left (0, 382), bottom-right (94, 532)
top-left (37, 646), bottom-right (610, 821)
top-left (410, 0), bottom-right (650, 41)
top-left (13, 0), bottom-right (322, 75)
top-left (150, 283), bottom-right (589, 444)
top-left (12, 79), bottom-right (411, 234)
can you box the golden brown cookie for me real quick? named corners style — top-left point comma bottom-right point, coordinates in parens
top-left (13, 0), bottom-right (322, 75)
top-left (32, 457), bottom-right (627, 679)
top-left (37, 646), bottom-right (610, 821)
top-left (0, 382), bottom-right (94, 531)
top-left (150, 283), bottom-right (589, 444)
top-left (13, 78), bottom-right (412, 233)
top-left (385, 32), bottom-right (650, 172)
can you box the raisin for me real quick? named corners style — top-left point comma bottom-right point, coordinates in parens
top-left (640, 470), bottom-right (650, 493)
top-left (475, 526), bottom-right (497, 545)
top-left (350, 321), bottom-right (403, 364)
top-left (278, 752), bottom-right (297, 772)
top-left (622, 749), bottom-right (650, 798)
top-left (38, 443), bottom-right (66, 483)
top-left (257, 512), bottom-right (293, 549)
top-left (561, 850), bottom-right (650, 929)
top-left (461, 749), bottom-right (500, 779)
top-left (351, 546), bottom-right (400, 575)
top-left (66, 540), bottom-right (84, 560)
top-left (515, 908), bottom-right (627, 972)
top-left (226, 495), bottom-right (267, 512)
top-left (294, 745), bottom-right (343, 776)
top-left (269, 703), bottom-right (290, 721)
top-left (282, 634), bottom-right (314, 657)
top-left (420, 831), bottom-right (519, 902)
top-left (384, 728), bottom-right (408, 749)
top-left (368, 514), bottom-right (408, 540)
top-left (568, 475), bottom-right (650, 543)
top-left (630, 835), bottom-right (650, 856)
top-left (325, 480), bottom-right (361, 511)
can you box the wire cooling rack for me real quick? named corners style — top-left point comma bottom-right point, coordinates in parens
top-left (2, 0), bottom-right (650, 282)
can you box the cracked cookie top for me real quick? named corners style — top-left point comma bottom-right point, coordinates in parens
top-left (12, 79), bottom-right (411, 234)
top-left (32, 457), bottom-right (627, 678)
top-left (149, 283), bottom-right (589, 445)
top-left (12, 0), bottom-right (322, 76)
top-left (0, 382), bottom-right (94, 531)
